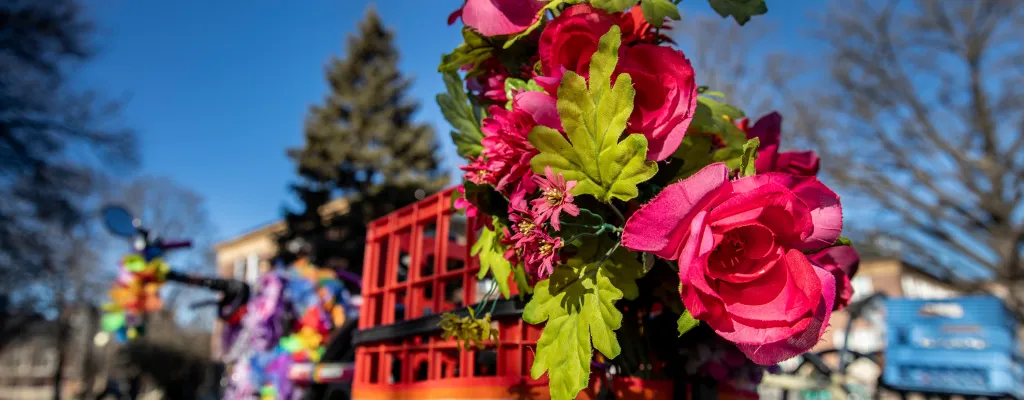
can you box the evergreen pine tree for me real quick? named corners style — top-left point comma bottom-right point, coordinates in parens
top-left (277, 8), bottom-right (448, 284)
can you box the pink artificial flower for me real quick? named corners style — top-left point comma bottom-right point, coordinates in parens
top-left (525, 232), bottom-right (563, 279)
top-left (617, 6), bottom-right (675, 46)
top-left (507, 192), bottom-right (540, 247)
top-left (467, 59), bottom-right (512, 104)
top-left (538, 4), bottom-right (621, 81)
top-left (460, 156), bottom-right (499, 186)
top-left (454, 185), bottom-right (487, 232)
top-left (448, 0), bottom-right (546, 37)
top-left (530, 166), bottom-right (580, 231)
top-left (808, 245), bottom-right (861, 311)
top-left (621, 163), bottom-right (844, 365)
top-left (471, 96), bottom-right (561, 197)
top-left (500, 226), bottom-right (522, 266)
top-left (619, 44), bottom-right (699, 161)
top-left (736, 112), bottom-right (820, 176)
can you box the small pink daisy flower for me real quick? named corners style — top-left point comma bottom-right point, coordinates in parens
top-left (525, 232), bottom-right (563, 279)
top-left (530, 166), bottom-right (580, 231)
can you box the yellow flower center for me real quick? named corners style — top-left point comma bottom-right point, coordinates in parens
top-left (538, 242), bottom-right (553, 256)
top-left (518, 220), bottom-right (535, 234)
top-left (543, 188), bottom-right (563, 205)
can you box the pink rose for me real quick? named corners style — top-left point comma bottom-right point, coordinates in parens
top-left (621, 163), bottom-right (844, 365)
top-left (737, 112), bottom-right (820, 176)
top-left (538, 4), bottom-right (621, 81)
top-left (808, 246), bottom-right (860, 311)
top-left (619, 44), bottom-right (698, 161)
top-left (448, 0), bottom-right (546, 37)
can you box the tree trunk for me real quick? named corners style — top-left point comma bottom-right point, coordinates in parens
top-left (52, 308), bottom-right (67, 400)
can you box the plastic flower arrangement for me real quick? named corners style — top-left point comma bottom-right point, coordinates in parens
top-left (439, 1), bottom-right (860, 399)
top-left (223, 258), bottom-right (355, 400)
top-left (101, 254), bottom-right (170, 341)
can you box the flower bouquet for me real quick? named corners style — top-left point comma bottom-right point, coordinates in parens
top-left (438, 1), bottom-right (860, 399)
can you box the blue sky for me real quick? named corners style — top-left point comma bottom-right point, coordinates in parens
top-left (81, 0), bottom-right (823, 241)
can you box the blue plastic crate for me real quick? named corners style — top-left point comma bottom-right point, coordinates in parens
top-left (883, 296), bottom-right (1023, 399)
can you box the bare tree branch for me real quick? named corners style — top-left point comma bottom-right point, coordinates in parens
top-left (771, 0), bottom-right (1024, 302)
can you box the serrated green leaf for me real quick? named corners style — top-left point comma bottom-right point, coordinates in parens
top-left (640, 0), bottom-right (681, 27)
top-left (592, 0), bottom-right (636, 13)
top-left (524, 239), bottom-right (643, 400)
top-left (677, 310), bottom-right (700, 337)
top-left (439, 28), bottom-right (495, 74)
top-left (528, 26), bottom-right (658, 204)
top-left (437, 71), bottom-right (485, 158)
top-left (472, 224), bottom-right (512, 299)
top-left (708, 0), bottom-right (768, 26)
top-left (739, 137), bottom-right (759, 177)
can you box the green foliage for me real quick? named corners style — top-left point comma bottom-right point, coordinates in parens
top-left (739, 137), bottom-right (760, 177)
top-left (669, 135), bottom-right (715, 181)
top-left (686, 94), bottom-right (750, 170)
top-left (439, 27), bottom-right (495, 75)
top-left (529, 26), bottom-right (658, 204)
top-left (439, 308), bottom-right (500, 350)
top-left (708, 0), bottom-right (768, 26)
top-left (472, 223), bottom-right (512, 299)
top-left (640, 0), bottom-right (682, 27)
top-left (592, 0), bottom-right (636, 13)
top-left (437, 71), bottom-right (485, 158)
top-left (524, 239), bottom-right (644, 400)
top-left (677, 310), bottom-right (700, 337)
top-left (512, 264), bottom-right (534, 297)
top-left (834, 237), bottom-right (853, 247)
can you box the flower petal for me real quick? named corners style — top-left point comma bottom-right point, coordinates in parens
top-left (622, 163), bottom-right (730, 258)
top-left (734, 264), bottom-right (835, 365)
top-left (461, 0), bottom-right (545, 36)
top-left (515, 91), bottom-right (562, 131)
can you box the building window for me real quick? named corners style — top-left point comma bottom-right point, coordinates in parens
top-left (233, 258), bottom-right (245, 281)
top-left (246, 253), bottom-right (260, 284)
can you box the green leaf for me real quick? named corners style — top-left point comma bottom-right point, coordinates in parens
top-left (833, 237), bottom-right (853, 247)
top-left (528, 26), bottom-right (658, 204)
top-left (592, 0), bottom-right (636, 13)
top-left (738, 137), bottom-right (759, 177)
top-left (677, 310), bottom-right (700, 337)
top-left (512, 264), bottom-right (533, 298)
top-left (437, 71), bottom-right (485, 158)
top-left (670, 134), bottom-right (715, 181)
top-left (439, 28), bottom-right (495, 74)
top-left (707, 0), bottom-right (768, 26)
top-left (640, 0), bottom-right (682, 27)
top-left (524, 239), bottom-right (643, 400)
top-left (472, 224), bottom-right (512, 299)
